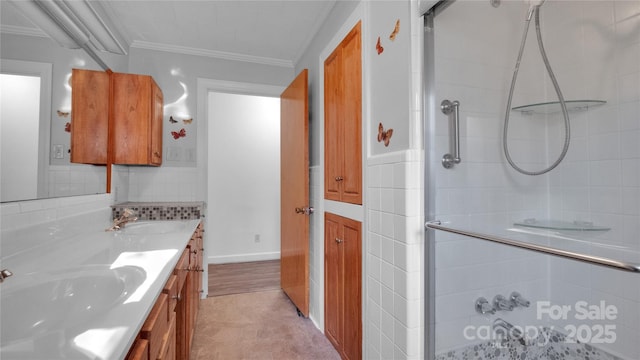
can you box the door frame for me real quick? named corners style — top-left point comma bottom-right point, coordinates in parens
top-left (196, 78), bottom-right (285, 298)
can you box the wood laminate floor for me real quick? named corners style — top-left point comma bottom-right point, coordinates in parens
top-left (208, 260), bottom-right (281, 297)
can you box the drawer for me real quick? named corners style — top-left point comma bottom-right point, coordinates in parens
top-left (157, 314), bottom-right (176, 360)
top-left (174, 248), bottom-right (189, 291)
top-left (126, 338), bottom-right (149, 360)
top-left (140, 293), bottom-right (169, 360)
top-left (162, 274), bottom-right (178, 315)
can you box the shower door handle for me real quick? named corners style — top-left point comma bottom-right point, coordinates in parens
top-left (441, 99), bottom-right (461, 169)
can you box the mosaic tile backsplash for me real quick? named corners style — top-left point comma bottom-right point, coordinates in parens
top-left (112, 202), bottom-right (204, 221)
top-left (436, 328), bottom-right (622, 360)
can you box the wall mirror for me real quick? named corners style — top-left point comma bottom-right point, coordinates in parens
top-left (0, 59), bottom-right (107, 203)
top-left (0, 0), bottom-right (116, 203)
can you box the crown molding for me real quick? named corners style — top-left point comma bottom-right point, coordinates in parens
top-left (0, 24), bottom-right (49, 38)
top-left (131, 40), bottom-right (294, 69)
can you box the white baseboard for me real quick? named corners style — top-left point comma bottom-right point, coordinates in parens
top-left (208, 251), bottom-right (280, 264)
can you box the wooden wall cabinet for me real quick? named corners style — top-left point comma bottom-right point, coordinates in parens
top-left (70, 69), bottom-right (110, 164)
top-left (112, 73), bottom-right (163, 166)
top-left (324, 22), bottom-right (362, 205)
top-left (126, 222), bottom-right (203, 360)
top-left (70, 70), bottom-right (163, 167)
top-left (324, 212), bottom-right (362, 360)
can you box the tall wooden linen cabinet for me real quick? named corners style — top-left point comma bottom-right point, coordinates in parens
top-left (323, 21), bottom-right (363, 360)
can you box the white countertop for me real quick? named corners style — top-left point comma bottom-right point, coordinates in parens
top-left (0, 218), bottom-right (201, 360)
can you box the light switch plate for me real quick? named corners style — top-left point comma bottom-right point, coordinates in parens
top-left (53, 144), bottom-right (64, 159)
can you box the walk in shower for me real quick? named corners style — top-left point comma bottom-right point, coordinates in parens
top-left (422, 1), bottom-right (640, 359)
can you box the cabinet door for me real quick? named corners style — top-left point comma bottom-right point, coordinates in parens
top-left (112, 73), bottom-right (163, 166)
top-left (70, 69), bottom-right (109, 164)
top-left (340, 23), bottom-right (362, 205)
top-left (150, 80), bottom-right (163, 165)
top-left (341, 217), bottom-right (362, 360)
top-left (324, 213), bottom-right (343, 348)
top-left (323, 22), bottom-right (362, 205)
top-left (324, 212), bottom-right (362, 360)
top-left (324, 50), bottom-right (343, 202)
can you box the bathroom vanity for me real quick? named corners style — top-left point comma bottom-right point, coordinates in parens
top-left (0, 216), bottom-right (203, 360)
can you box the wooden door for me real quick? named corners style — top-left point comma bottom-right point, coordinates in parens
top-left (280, 69), bottom-right (310, 317)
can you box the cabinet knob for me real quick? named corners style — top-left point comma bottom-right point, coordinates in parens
top-left (335, 238), bottom-right (343, 244)
top-left (335, 176), bottom-right (344, 182)
top-left (172, 294), bottom-right (181, 301)
top-left (191, 249), bottom-right (198, 254)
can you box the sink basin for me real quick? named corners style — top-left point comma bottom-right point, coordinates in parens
top-left (120, 221), bottom-right (187, 235)
top-left (0, 265), bottom-right (146, 345)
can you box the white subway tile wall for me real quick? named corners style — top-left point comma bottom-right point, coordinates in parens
top-left (366, 150), bottom-right (424, 360)
top-left (432, 1), bottom-right (639, 359)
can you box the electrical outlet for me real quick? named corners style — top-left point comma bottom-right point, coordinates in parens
top-left (254, 234), bottom-right (260, 243)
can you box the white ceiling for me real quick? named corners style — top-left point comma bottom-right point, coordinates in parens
top-left (0, 0), bottom-right (337, 68)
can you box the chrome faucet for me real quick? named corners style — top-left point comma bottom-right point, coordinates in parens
top-left (493, 318), bottom-right (527, 346)
top-left (475, 297), bottom-right (496, 314)
top-left (106, 208), bottom-right (138, 231)
top-left (510, 291), bottom-right (530, 308)
top-left (0, 269), bottom-right (13, 283)
top-left (493, 294), bottom-right (515, 311)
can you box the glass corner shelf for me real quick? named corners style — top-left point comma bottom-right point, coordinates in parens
top-left (512, 100), bottom-right (606, 115)
top-left (514, 218), bottom-right (610, 231)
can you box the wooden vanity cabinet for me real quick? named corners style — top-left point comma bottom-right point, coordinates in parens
top-left (324, 22), bottom-right (362, 205)
top-left (111, 73), bottom-right (163, 166)
top-left (70, 69), bottom-right (109, 164)
top-left (126, 222), bottom-right (203, 360)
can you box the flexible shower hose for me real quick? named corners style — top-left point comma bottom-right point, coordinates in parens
top-left (503, 5), bottom-right (570, 176)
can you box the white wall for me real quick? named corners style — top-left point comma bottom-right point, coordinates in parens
top-left (206, 92), bottom-right (281, 263)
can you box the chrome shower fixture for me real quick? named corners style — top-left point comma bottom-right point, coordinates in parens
top-left (476, 292), bottom-right (530, 314)
top-left (475, 297), bottom-right (496, 314)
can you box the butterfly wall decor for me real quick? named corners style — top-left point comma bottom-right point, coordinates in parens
top-left (182, 118), bottom-right (193, 124)
top-left (169, 116), bottom-right (178, 124)
top-left (57, 110), bottom-right (70, 117)
top-left (376, 36), bottom-right (384, 55)
top-left (377, 122), bottom-right (393, 147)
top-left (171, 128), bottom-right (186, 139)
top-left (389, 19), bottom-right (400, 41)
top-left (64, 122), bottom-right (71, 133)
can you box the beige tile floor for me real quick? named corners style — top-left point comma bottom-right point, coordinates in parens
top-left (190, 290), bottom-right (341, 360)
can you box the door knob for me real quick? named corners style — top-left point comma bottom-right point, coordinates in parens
top-left (295, 206), bottom-right (315, 215)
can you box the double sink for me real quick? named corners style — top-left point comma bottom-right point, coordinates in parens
top-left (0, 220), bottom-right (198, 359)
